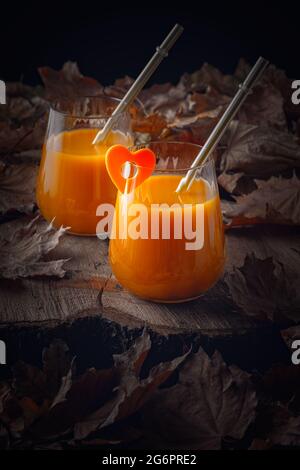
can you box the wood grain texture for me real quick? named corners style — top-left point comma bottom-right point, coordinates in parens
top-left (1, 216), bottom-right (299, 336)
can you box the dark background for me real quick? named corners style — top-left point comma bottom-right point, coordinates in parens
top-left (0, 2), bottom-right (298, 86)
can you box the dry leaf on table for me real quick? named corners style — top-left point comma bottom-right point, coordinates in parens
top-left (0, 163), bottom-right (37, 215)
top-left (222, 173), bottom-right (300, 226)
top-left (181, 62), bottom-right (238, 96)
top-left (0, 92), bottom-right (47, 158)
top-left (281, 325), bottom-right (300, 350)
top-left (265, 404), bottom-right (300, 447)
top-left (39, 61), bottom-right (103, 100)
top-left (0, 216), bottom-right (69, 279)
top-left (220, 121), bottom-right (300, 179)
top-left (0, 331), bottom-right (188, 447)
top-left (0, 340), bottom-right (73, 434)
top-left (74, 332), bottom-right (188, 440)
top-left (139, 82), bottom-right (189, 120)
top-left (224, 253), bottom-right (300, 322)
top-left (237, 84), bottom-right (287, 131)
top-left (142, 348), bottom-right (257, 450)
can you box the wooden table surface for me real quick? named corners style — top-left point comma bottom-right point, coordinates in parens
top-left (1, 217), bottom-right (299, 376)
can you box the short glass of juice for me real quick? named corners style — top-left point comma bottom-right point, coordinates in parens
top-left (36, 96), bottom-right (133, 235)
top-left (109, 141), bottom-right (225, 303)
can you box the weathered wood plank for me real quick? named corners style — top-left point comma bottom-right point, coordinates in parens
top-left (1, 218), bottom-right (299, 336)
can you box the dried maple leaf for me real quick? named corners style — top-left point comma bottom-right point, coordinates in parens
top-left (266, 404), bottom-right (300, 447)
top-left (281, 325), bottom-right (300, 350)
top-left (139, 82), bottom-right (189, 121)
top-left (223, 173), bottom-right (300, 226)
top-left (104, 75), bottom-right (135, 99)
top-left (7, 331), bottom-right (187, 443)
top-left (132, 113), bottom-right (168, 138)
top-left (113, 329), bottom-right (151, 375)
top-left (224, 253), bottom-right (300, 322)
top-left (237, 83), bottom-right (287, 131)
top-left (30, 367), bottom-right (120, 439)
top-left (0, 340), bottom-right (73, 441)
top-left (39, 62), bottom-right (103, 100)
top-left (218, 171), bottom-right (257, 195)
top-left (30, 332), bottom-right (149, 440)
top-left (142, 348), bottom-right (257, 450)
top-left (259, 364), bottom-right (300, 404)
top-left (12, 340), bottom-right (73, 403)
top-left (12, 362), bottom-right (47, 405)
top-left (248, 438), bottom-right (272, 450)
top-left (168, 108), bottom-right (222, 129)
top-left (42, 340), bottom-right (73, 400)
top-left (0, 87), bottom-right (47, 157)
top-left (181, 63), bottom-right (238, 97)
top-left (220, 121), bottom-right (300, 178)
top-left (188, 88), bottom-right (230, 114)
top-left (0, 216), bottom-right (69, 279)
top-left (74, 333), bottom-right (188, 440)
top-left (0, 163), bottom-right (37, 214)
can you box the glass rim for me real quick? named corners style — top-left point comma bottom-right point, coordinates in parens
top-left (49, 95), bottom-right (130, 119)
top-left (129, 140), bottom-right (219, 172)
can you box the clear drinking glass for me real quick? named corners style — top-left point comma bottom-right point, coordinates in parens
top-left (36, 96), bottom-right (133, 235)
top-left (109, 141), bottom-right (225, 303)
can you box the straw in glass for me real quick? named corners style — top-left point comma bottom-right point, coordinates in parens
top-left (175, 56), bottom-right (269, 193)
top-left (92, 24), bottom-right (184, 145)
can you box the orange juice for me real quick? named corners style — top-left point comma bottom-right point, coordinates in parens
top-left (109, 174), bottom-right (225, 302)
top-left (36, 128), bottom-right (132, 235)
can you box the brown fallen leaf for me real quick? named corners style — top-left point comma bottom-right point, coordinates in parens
top-left (168, 107), bottom-right (222, 129)
top-left (12, 362), bottom-right (47, 405)
top-left (12, 340), bottom-right (73, 404)
top-left (113, 329), bottom-right (151, 375)
top-left (224, 253), bottom-right (300, 322)
top-left (188, 88), bottom-right (230, 114)
top-left (74, 334), bottom-right (188, 440)
top-left (39, 61), bottom-right (103, 100)
top-left (218, 171), bottom-right (257, 195)
top-left (248, 438), bottom-right (272, 450)
top-left (266, 404), bottom-right (300, 447)
top-left (0, 216), bottom-right (69, 279)
top-left (223, 173), bottom-right (300, 226)
top-left (42, 340), bottom-right (74, 400)
top-left (142, 348), bottom-right (257, 450)
top-left (281, 325), bottom-right (300, 351)
top-left (181, 62), bottom-right (238, 97)
top-left (132, 113), bottom-right (168, 138)
top-left (235, 59), bottom-right (299, 126)
top-left (30, 367), bottom-right (120, 439)
top-left (0, 86), bottom-right (47, 157)
top-left (0, 340), bottom-right (73, 440)
top-left (29, 331), bottom-right (150, 440)
top-left (0, 162), bottom-right (37, 214)
top-left (220, 121), bottom-right (300, 178)
top-left (237, 83), bottom-right (287, 131)
top-left (140, 82), bottom-right (189, 121)
top-left (0, 423), bottom-right (9, 450)
top-left (0, 383), bottom-right (11, 414)
top-left (258, 364), bottom-right (300, 405)
top-left (4, 331), bottom-right (187, 443)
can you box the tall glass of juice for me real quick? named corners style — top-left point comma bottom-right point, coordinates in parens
top-left (109, 141), bottom-right (225, 303)
top-left (36, 96), bottom-right (133, 235)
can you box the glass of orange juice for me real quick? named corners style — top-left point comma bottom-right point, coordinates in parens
top-left (109, 141), bottom-right (225, 303)
top-left (36, 96), bottom-right (133, 235)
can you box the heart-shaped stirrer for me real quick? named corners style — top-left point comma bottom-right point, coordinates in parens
top-left (105, 145), bottom-right (156, 194)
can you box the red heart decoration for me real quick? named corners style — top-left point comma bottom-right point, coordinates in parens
top-left (105, 144), bottom-right (156, 194)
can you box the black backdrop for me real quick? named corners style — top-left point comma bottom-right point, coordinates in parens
top-left (0, 2), bottom-right (299, 86)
